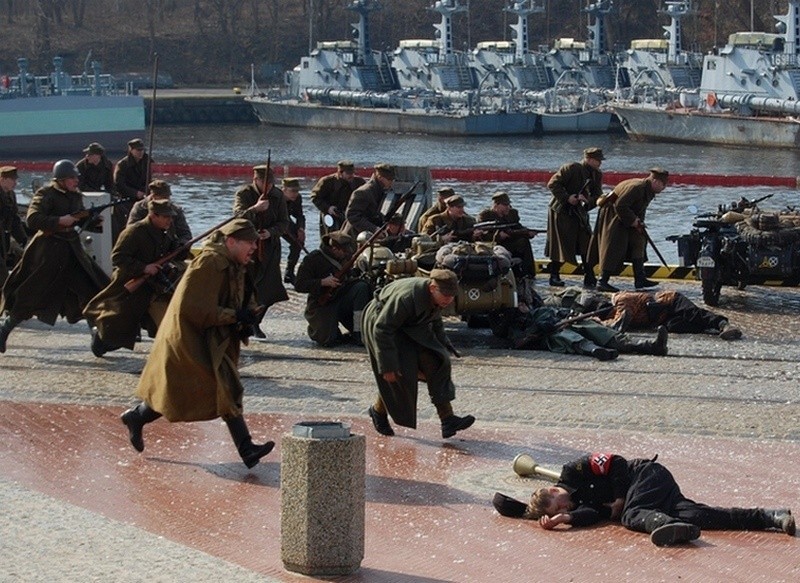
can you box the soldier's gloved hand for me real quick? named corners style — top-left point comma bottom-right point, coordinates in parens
top-left (235, 307), bottom-right (259, 326)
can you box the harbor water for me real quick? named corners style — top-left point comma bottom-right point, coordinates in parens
top-left (15, 123), bottom-right (800, 264)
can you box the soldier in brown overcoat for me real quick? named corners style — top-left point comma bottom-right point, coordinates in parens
top-left (113, 138), bottom-right (151, 244)
top-left (84, 199), bottom-right (186, 356)
top-left (0, 161), bottom-right (109, 353)
top-left (545, 148), bottom-right (604, 288)
top-left (342, 163), bottom-right (395, 237)
top-left (421, 194), bottom-right (484, 242)
top-left (593, 168), bottom-right (669, 292)
top-left (310, 160), bottom-right (366, 236)
top-left (0, 166), bottom-right (27, 288)
top-left (121, 219), bottom-right (275, 469)
top-left (361, 270), bottom-right (475, 439)
top-left (233, 164), bottom-right (289, 338)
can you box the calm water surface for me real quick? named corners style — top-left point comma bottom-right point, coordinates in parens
top-left (151, 124), bottom-right (800, 264)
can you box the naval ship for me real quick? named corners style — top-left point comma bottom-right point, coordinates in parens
top-left (246, 0), bottom-right (619, 137)
top-left (613, 0), bottom-right (800, 149)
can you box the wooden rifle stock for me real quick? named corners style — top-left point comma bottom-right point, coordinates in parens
top-left (317, 179), bottom-right (421, 306)
top-left (514, 307), bottom-right (612, 349)
top-left (123, 214), bottom-right (241, 294)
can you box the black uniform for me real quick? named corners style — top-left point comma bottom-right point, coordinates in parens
top-left (558, 453), bottom-right (777, 534)
top-left (113, 152), bottom-right (151, 243)
top-left (284, 194), bottom-right (306, 280)
top-left (77, 156), bottom-right (115, 194)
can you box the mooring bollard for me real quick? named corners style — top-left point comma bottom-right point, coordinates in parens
top-left (280, 421), bottom-right (365, 576)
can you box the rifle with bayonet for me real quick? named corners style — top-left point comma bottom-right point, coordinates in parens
top-left (317, 180), bottom-right (421, 306)
top-left (438, 220), bottom-right (545, 240)
top-left (514, 307), bottom-right (612, 349)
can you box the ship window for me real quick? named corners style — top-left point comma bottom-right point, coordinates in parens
top-left (755, 79), bottom-right (761, 86)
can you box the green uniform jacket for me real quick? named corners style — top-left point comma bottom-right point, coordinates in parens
top-left (233, 183), bottom-right (289, 309)
top-left (362, 277), bottom-right (455, 429)
top-left (545, 161), bottom-right (602, 264)
top-left (417, 200), bottom-right (446, 233)
top-left (343, 176), bottom-right (387, 237)
top-left (0, 182), bottom-right (109, 324)
top-left (136, 234), bottom-right (255, 422)
top-left (83, 217), bottom-right (183, 349)
top-left (595, 178), bottom-right (655, 274)
top-left (476, 207), bottom-right (535, 276)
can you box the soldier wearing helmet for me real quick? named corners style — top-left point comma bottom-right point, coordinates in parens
top-left (0, 160), bottom-right (110, 354)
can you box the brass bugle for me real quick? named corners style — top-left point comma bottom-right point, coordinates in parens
top-left (512, 453), bottom-right (560, 481)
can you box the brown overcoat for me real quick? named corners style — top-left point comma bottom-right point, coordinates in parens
top-left (361, 277), bottom-right (455, 429)
top-left (136, 234), bottom-right (256, 422)
top-left (421, 211), bottom-right (477, 241)
top-left (342, 176), bottom-right (387, 237)
top-left (545, 161), bottom-right (602, 263)
top-left (0, 182), bottom-right (109, 324)
top-left (595, 178), bottom-right (655, 274)
top-left (83, 217), bottom-right (183, 349)
top-left (310, 172), bottom-right (365, 234)
top-left (233, 183), bottom-right (289, 309)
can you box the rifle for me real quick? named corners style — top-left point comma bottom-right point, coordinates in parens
top-left (444, 220), bottom-right (543, 240)
top-left (640, 222), bottom-right (669, 268)
top-left (145, 53), bottom-right (158, 186)
top-left (47, 198), bottom-right (128, 235)
top-left (317, 179), bottom-right (421, 306)
top-left (514, 307), bottom-right (612, 349)
top-left (256, 149), bottom-right (271, 262)
top-left (123, 213), bottom-right (242, 293)
top-left (281, 229), bottom-right (309, 255)
top-left (726, 193), bottom-right (774, 213)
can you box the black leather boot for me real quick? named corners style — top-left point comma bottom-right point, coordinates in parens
top-left (548, 261), bottom-right (565, 287)
top-left (615, 326), bottom-right (668, 356)
top-left (633, 260), bottom-right (659, 289)
top-left (120, 402), bottom-right (162, 452)
top-left (596, 272), bottom-right (619, 292)
top-left (0, 315), bottom-right (21, 354)
top-left (645, 512), bottom-right (701, 546)
top-left (576, 339), bottom-right (618, 361)
top-left (226, 416), bottom-right (275, 468)
top-left (441, 414), bottom-right (476, 438)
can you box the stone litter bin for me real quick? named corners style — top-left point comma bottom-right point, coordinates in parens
top-left (280, 421), bottom-right (366, 576)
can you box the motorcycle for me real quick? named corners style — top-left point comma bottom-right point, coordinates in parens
top-left (668, 194), bottom-right (800, 306)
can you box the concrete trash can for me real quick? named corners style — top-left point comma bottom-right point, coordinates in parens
top-left (280, 421), bottom-right (366, 575)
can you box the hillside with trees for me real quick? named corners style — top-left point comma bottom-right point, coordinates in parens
top-left (0, 1), bottom-right (786, 87)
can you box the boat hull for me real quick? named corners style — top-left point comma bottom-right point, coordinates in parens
top-left (0, 95), bottom-right (146, 156)
top-left (613, 103), bottom-right (800, 148)
top-left (246, 98), bottom-right (540, 136)
top-left (539, 110), bottom-right (615, 133)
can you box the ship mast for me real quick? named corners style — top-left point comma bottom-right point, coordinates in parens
top-left (347, 0), bottom-right (380, 66)
top-left (583, 0), bottom-right (612, 62)
top-left (774, 0), bottom-right (800, 56)
top-left (431, 0), bottom-right (468, 64)
top-left (660, 1), bottom-right (694, 64)
top-left (505, 1), bottom-right (545, 62)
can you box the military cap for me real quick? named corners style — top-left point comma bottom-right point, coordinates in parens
top-left (252, 164), bottom-right (275, 182)
top-left (282, 177), bottom-right (301, 189)
top-left (83, 142), bottom-right (105, 155)
top-left (322, 230), bottom-right (354, 249)
top-left (388, 213), bottom-right (404, 225)
top-left (437, 187), bottom-right (455, 198)
top-left (649, 167), bottom-right (669, 183)
top-left (337, 160), bottom-right (355, 171)
top-left (374, 163), bottom-right (396, 180)
top-left (445, 194), bottom-right (465, 207)
top-left (429, 268), bottom-right (459, 296)
top-left (127, 138), bottom-right (145, 150)
top-left (219, 218), bottom-right (259, 241)
top-left (148, 179), bottom-right (172, 198)
top-left (492, 191), bottom-right (511, 205)
top-left (0, 166), bottom-right (18, 179)
top-left (148, 199), bottom-right (177, 217)
top-left (492, 492), bottom-right (528, 518)
top-left (583, 147), bottom-right (605, 161)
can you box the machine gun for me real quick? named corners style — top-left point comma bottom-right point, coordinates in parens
top-left (46, 198), bottom-right (128, 235)
top-left (441, 220), bottom-right (544, 240)
top-left (721, 193), bottom-right (774, 214)
top-left (317, 180), bottom-right (421, 306)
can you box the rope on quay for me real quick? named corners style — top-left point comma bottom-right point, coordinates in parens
top-left (5, 161), bottom-right (799, 188)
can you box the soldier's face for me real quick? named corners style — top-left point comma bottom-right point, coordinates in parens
top-left (61, 177), bottom-right (80, 192)
top-left (130, 147), bottom-right (145, 161)
top-left (150, 213), bottom-right (174, 231)
top-left (284, 187), bottom-right (300, 201)
top-left (429, 283), bottom-right (455, 308)
top-left (87, 154), bottom-right (102, 165)
top-left (542, 486), bottom-right (573, 516)
top-left (448, 205), bottom-right (465, 218)
top-left (0, 176), bottom-right (16, 192)
top-left (227, 237), bottom-right (258, 264)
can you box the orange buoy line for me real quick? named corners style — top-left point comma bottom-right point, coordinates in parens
top-left (5, 161), bottom-right (797, 188)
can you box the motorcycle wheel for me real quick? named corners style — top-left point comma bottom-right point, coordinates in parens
top-left (700, 268), bottom-right (721, 306)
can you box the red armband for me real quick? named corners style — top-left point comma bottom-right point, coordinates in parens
top-left (589, 452), bottom-right (615, 476)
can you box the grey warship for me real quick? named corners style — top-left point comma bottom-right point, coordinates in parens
top-left (613, 0), bottom-right (800, 149)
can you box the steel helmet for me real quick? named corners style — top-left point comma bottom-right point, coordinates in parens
top-left (53, 159), bottom-right (80, 179)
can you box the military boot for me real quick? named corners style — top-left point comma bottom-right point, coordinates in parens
top-left (441, 414), bottom-right (476, 438)
top-left (646, 512), bottom-right (701, 546)
top-left (548, 261), bottom-right (565, 287)
top-left (596, 272), bottom-right (619, 293)
top-left (225, 416), bottom-right (275, 468)
top-left (718, 320), bottom-right (743, 341)
top-left (615, 326), bottom-right (668, 356)
top-left (576, 339), bottom-right (618, 361)
top-left (120, 402), bottom-right (162, 452)
top-left (0, 315), bottom-right (21, 354)
top-left (633, 260), bottom-right (659, 289)
top-left (764, 509), bottom-right (796, 535)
